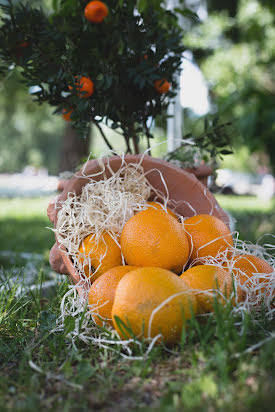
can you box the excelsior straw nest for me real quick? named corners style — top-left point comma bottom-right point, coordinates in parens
top-left (53, 155), bottom-right (179, 291)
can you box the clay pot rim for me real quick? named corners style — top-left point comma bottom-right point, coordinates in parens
top-left (59, 244), bottom-right (85, 288)
top-left (56, 163), bottom-right (213, 192)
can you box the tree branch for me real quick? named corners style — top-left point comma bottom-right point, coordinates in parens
top-left (123, 133), bottom-right (132, 154)
top-left (94, 122), bottom-right (114, 151)
top-left (132, 136), bottom-right (139, 154)
top-left (143, 119), bottom-right (152, 156)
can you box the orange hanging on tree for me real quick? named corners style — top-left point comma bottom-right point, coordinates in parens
top-left (84, 1), bottom-right (109, 24)
top-left (62, 108), bottom-right (73, 122)
top-left (154, 79), bottom-right (171, 94)
top-left (69, 76), bottom-right (94, 98)
top-left (14, 41), bottom-right (29, 59)
top-left (16, 41), bottom-right (28, 50)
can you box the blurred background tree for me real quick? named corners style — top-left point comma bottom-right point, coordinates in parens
top-left (0, 0), bottom-right (66, 174)
top-left (185, 0), bottom-right (275, 174)
top-left (0, 68), bottom-right (66, 174)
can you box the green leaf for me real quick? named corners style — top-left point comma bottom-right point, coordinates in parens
top-left (204, 117), bottom-right (209, 131)
top-left (113, 315), bottom-right (137, 340)
top-left (138, 0), bottom-right (148, 13)
top-left (174, 8), bottom-right (199, 22)
top-left (39, 310), bottom-right (57, 332)
top-left (220, 149), bottom-right (233, 155)
top-left (152, 0), bottom-right (163, 11)
top-left (213, 116), bottom-right (219, 127)
top-left (64, 315), bottom-right (76, 334)
top-left (52, 0), bottom-right (59, 12)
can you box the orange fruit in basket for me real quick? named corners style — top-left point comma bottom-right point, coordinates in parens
top-left (180, 264), bottom-right (235, 313)
top-left (69, 76), bottom-right (94, 98)
top-left (88, 265), bottom-right (138, 327)
top-left (78, 232), bottom-right (122, 282)
top-left (84, 1), bottom-right (109, 23)
top-left (146, 201), bottom-right (177, 219)
top-left (121, 209), bottom-right (189, 273)
top-left (62, 108), bottom-right (73, 122)
top-left (227, 254), bottom-right (273, 293)
top-left (112, 267), bottom-right (197, 344)
top-left (154, 79), bottom-right (171, 94)
top-left (183, 214), bottom-right (233, 263)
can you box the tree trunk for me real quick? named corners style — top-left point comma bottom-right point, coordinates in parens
top-left (58, 123), bottom-right (91, 173)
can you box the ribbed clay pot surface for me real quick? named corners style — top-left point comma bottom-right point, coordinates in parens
top-left (48, 155), bottom-right (229, 287)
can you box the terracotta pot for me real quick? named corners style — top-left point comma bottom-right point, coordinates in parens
top-left (184, 165), bottom-right (213, 187)
top-left (48, 155), bottom-right (229, 287)
top-left (57, 179), bottom-right (69, 192)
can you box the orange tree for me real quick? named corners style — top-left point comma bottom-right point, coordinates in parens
top-left (0, 0), bottom-right (195, 153)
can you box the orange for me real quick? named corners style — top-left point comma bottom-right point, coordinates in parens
top-left (121, 208), bottom-right (189, 273)
top-left (69, 76), bottom-right (94, 98)
top-left (15, 41), bottom-right (29, 58)
top-left (62, 108), bottom-right (73, 122)
top-left (16, 41), bottom-right (28, 51)
top-left (112, 267), bottom-right (197, 344)
top-left (139, 54), bottom-right (149, 63)
top-left (18, 41), bottom-right (28, 48)
top-left (183, 214), bottom-right (233, 262)
top-left (78, 232), bottom-right (122, 282)
top-left (154, 79), bottom-right (171, 94)
top-left (84, 1), bottom-right (109, 23)
top-left (180, 264), bottom-right (235, 313)
top-left (228, 254), bottom-right (273, 293)
top-left (88, 265), bottom-right (138, 326)
top-left (146, 201), bottom-right (177, 219)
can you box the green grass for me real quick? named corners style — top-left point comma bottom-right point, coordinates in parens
top-left (0, 197), bottom-right (54, 254)
top-left (215, 195), bottom-right (274, 213)
top-left (216, 195), bottom-right (275, 244)
top-left (0, 271), bottom-right (274, 411)
top-left (0, 195), bottom-right (274, 411)
top-left (0, 197), bottom-right (53, 219)
top-left (0, 197), bottom-right (54, 269)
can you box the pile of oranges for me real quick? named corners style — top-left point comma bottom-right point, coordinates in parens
top-left (77, 202), bottom-right (273, 344)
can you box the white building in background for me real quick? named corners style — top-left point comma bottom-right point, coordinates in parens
top-left (166, 0), bottom-right (209, 152)
top-left (180, 51), bottom-right (210, 116)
